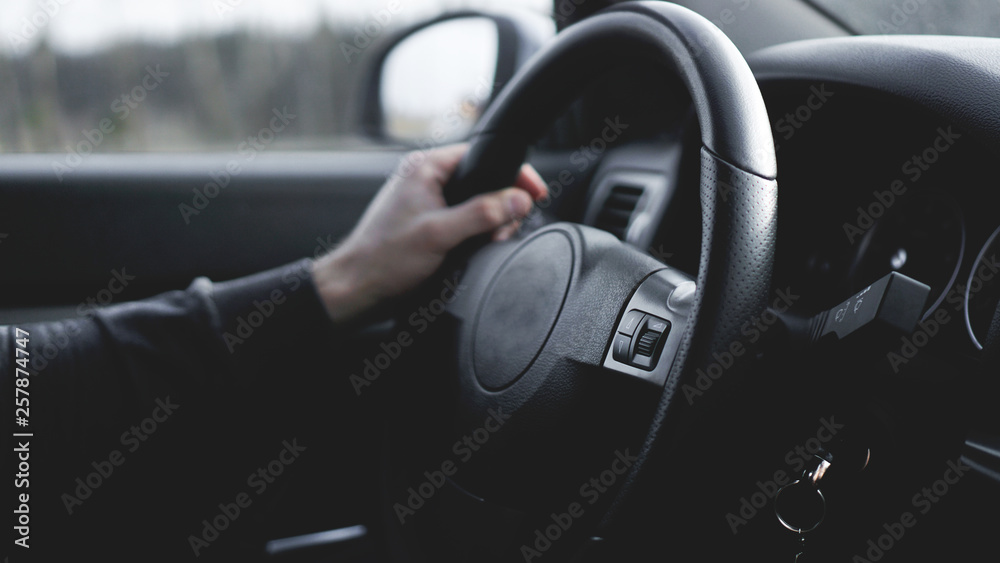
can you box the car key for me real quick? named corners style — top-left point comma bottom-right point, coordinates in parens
top-left (775, 457), bottom-right (831, 561)
top-left (774, 476), bottom-right (826, 534)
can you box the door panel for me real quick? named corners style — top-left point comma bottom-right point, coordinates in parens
top-left (0, 149), bottom-right (585, 323)
top-left (0, 151), bottom-right (402, 321)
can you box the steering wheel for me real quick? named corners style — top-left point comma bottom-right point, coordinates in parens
top-left (383, 2), bottom-right (778, 560)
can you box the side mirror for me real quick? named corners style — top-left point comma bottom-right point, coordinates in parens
top-left (361, 11), bottom-right (554, 146)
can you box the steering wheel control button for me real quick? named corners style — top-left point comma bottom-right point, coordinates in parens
top-left (667, 281), bottom-right (697, 312)
top-left (610, 312), bottom-right (671, 370)
top-left (618, 310), bottom-right (647, 336)
top-left (646, 317), bottom-right (669, 334)
top-left (635, 331), bottom-right (660, 356)
top-left (629, 314), bottom-right (670, 369)
top-left (612, 334), bottom-right (632, 363)
top-left (603, 269), bottom-right (695, 385)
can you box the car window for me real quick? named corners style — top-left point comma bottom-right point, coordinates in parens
top-left (807, 0), bottom-right (1000, 37)
top-left (0, 0), bottom-right (550, 154)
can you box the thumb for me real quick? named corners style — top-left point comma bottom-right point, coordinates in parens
top-left (430, 188), bottom-right (533, 251)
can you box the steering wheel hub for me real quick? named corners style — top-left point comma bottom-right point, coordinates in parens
top-left (473, 230), bottom-right (574, 390)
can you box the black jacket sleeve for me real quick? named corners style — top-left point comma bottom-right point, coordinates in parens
top-left (1, 259), bottom-right (347, 560)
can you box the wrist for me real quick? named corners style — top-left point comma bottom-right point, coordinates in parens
top-left (311, 242), bottom-right (378, 325)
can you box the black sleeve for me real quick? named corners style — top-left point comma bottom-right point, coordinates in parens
top-left (1, 259), bottom-right (348, 560)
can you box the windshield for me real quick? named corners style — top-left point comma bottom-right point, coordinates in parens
top-left (808, 0), bottom-right (1000, 37)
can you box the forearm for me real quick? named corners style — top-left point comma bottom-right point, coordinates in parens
top-left (1, 259), bottom-right (345, 555)
top-left (1, 259), bottom-right (340, 454)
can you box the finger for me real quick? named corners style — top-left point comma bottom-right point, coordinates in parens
top-left (513, 163), bottom-right (549, 202)
top-left (425, 143), bottom-right (471, 184)
top-left (427, 149), bottom-right (547, 200)
top-left (392, 144), bottom-right (470, 188)
top-left (429, 187), bottom-right (533, 250)
top-left (493, 220), bottom-right (522, 242)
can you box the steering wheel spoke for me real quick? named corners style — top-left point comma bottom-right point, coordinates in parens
top-left (604, 268), bottom-right (696, 386)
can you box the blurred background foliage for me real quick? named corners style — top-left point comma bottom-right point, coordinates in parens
top-left (0, 0), bottom-right (549, 153)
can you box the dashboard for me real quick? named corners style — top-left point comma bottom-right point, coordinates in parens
top-left (566, 35), bottom-right (1000, 358)
top-left (552, 32), bottom-right (1000, 560)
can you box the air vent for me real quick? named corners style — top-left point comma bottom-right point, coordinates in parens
top-left (584, 167), bottom-right (672, 249)
top-left (594, 185), bottom-right (644, 240)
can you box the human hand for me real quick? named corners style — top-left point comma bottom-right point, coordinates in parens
top-left (311, 144), bottom-right (548, 324)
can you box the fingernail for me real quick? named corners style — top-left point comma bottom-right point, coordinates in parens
top-left (507, 191), bottom-right (532, 219)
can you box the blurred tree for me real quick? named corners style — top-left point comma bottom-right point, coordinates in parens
top-left (0, 18), bottom-right (399, 153)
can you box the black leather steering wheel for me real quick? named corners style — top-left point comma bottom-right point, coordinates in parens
top-left (384, 2), bottom-right (778, 560)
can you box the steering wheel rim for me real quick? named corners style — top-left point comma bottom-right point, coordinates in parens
top-left (443, 2), bottom-right (776, 209)
top-left (387, 2), bottom-right (778, 559)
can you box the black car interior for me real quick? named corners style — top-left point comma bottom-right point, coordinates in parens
top-left (2, 0), bottom-right (998, 561)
